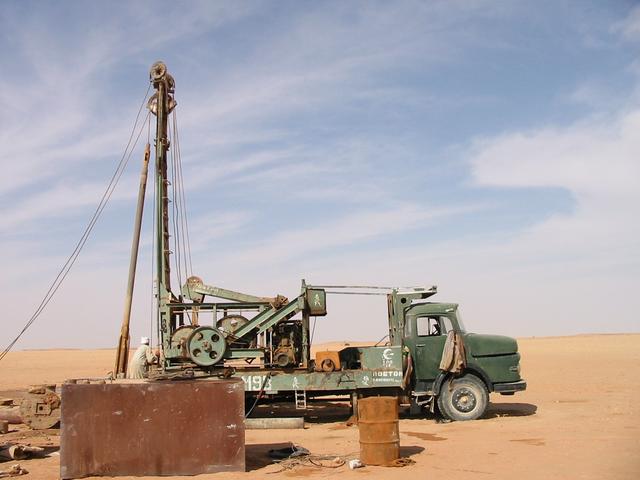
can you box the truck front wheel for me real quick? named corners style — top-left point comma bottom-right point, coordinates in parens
top-left (437, 374), bottom-right (488, 421)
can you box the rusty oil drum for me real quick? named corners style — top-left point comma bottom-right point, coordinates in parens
top-left (357, 396), bottom-right (400, 465)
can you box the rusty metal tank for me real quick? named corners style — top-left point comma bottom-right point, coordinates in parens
top-left (357, 396), bottom-right (400, 465)
top-left (60, 378), bottom-right (245, 479)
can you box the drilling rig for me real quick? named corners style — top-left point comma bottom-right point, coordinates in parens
top-left (113, 62), bottom-right (526, 421)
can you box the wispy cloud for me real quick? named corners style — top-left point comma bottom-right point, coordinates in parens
top-left (0, 2), bottom-right (261, 197)
top-left (1, 1), bottom-right (639, 349)
top-left (219, 202), bottom-right (481, 266)
top-left (0, 178), bottom-right (137, 232)
top-left (612, 4), bottom-right (640, 42)
top-left (468, 105), bottom-right (640, 271)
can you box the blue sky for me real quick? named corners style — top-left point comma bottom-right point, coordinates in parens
top-left (1, 1), bottom-right (638, 349)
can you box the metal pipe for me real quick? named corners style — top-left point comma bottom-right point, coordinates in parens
top-left (155, 74), bottom-right (171, 296)
top-left (309, 285), bottom-right (435, 291)
top-left (245, 417), bottom-right (304, 429)
top-left (0, 406), bottom-right (22, 424)
top-left (114, 143), bottom-right (151, 378)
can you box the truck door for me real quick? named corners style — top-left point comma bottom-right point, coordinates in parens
top-left (410, 316), bottom-right (451, 381)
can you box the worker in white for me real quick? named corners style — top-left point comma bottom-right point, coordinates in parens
top-left (128, 337), bottom-right (157, 379)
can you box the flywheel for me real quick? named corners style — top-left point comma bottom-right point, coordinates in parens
top-left (217, 315), bottom-right (255, 348)
top-left (187, 326), bottom-right (227, 367)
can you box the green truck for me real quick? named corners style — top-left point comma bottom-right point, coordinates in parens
top-left (153, 279), bottom-right (526, 421)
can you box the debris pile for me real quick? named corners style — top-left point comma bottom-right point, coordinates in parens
top-left (0, 445), bottom-right (44, 462)
top-left (266, 443), bottom-right (415, 473)
top-left (268, 445), bottom-right (349, 473)
top-left (0, 464), bottom-right (28, 478)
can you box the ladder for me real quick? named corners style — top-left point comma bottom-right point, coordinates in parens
top-left (294, 390), bottom-right (307, 409)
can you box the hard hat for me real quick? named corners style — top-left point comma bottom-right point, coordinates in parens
top-left (141, 336), bottom-right (150, 345)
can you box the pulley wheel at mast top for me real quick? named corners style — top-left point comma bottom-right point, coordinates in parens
top-left (187, 326), bottom-right (227, 367)
top-left (150, 61), bottom-right (166, 81)
top-left (149, 61), bottom-right (175, 89)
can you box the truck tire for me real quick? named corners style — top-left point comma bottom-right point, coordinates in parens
top-left (437, 374), bottom-right (488, 421)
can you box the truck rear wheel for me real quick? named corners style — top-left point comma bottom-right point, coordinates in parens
top-left (437, 374), bottom-right (488, 421)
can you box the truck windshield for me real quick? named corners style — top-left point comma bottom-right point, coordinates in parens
top-left (455, 309), bottom-right (467, 332)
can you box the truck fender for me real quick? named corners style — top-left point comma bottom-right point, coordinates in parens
top-left (432, 372), bottom-right (449, 396)
top-left (433, 367), bottom-right (493, 395)
top-left (464, 367), bottom-right (493, 392)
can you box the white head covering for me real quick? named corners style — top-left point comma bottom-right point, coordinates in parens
top-left (140, 336), bottom-right (150, 345)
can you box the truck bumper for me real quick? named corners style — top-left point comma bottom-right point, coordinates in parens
top-left (493, 380), bottom-right (527, 394)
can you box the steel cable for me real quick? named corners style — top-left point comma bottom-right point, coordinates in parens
top-left (148, 113), bottom-right (156, 347)
top-left (0, 85), bottom-right (152, 362)
top-left (169, 109), bottom-right (192, 283)
top-left (173, 109), bottom-right (193, 278)
top-left (168, 118), bottom-right (183, 292)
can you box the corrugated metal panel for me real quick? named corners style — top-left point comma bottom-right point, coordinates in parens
top-left (60, 378), bottom-right (245, 479)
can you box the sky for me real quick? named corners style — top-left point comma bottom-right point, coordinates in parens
top-left (0, 0), bottom-right (638, 350)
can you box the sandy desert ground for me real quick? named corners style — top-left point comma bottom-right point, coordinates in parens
top-left (0, 334), bottom-right (638, 479)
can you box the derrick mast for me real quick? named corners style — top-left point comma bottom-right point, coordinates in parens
top-left (148, 62), bottom-right (176, 350)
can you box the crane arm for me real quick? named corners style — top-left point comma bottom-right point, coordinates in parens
top-left (181, 276), bottom-right (288, 308)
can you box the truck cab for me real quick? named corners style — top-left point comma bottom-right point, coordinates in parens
top-left (389, 290), bottom-right (526, 420)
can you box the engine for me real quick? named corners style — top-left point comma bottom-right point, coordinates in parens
top-left (271, 321), bottom-right (302, 368)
